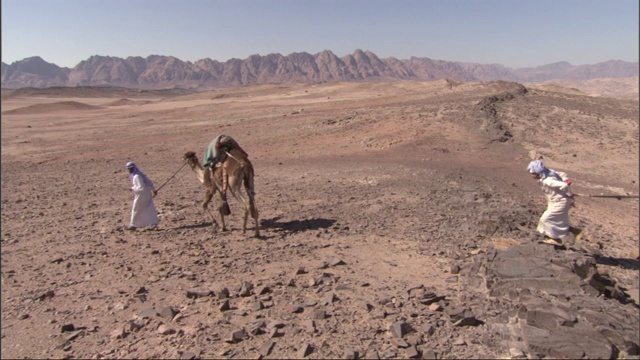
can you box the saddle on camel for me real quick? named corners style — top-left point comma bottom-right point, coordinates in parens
top-left (204, 135), bottom-right (249, 192)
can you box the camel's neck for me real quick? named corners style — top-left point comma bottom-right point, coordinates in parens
top-left (188, 159), bottom-right (206, 184)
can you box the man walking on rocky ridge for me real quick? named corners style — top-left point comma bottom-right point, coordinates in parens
top-left (527, 159), bottom-right (582, 246)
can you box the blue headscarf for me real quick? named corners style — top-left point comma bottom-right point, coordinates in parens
top-left (527, 160), bottom-right (560, 180)
top-left (125, 162), bottom-right (155, 189)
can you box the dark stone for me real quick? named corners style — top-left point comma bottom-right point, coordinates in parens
top-left (406, 346), bottom-right (420, 358)
top-left (311, 309), bottom-right (326, 320)
top-left (225, 329), bottom-right (248, 343)
top-left (219, 300), bottom-right (231, 312)
top-left (180, 351), bottom-right (198, 360)
top-left (322, 293), bottom-right (337, 306)
top-left (186, 288), bottom-right (212, 298)
top-left (138, 307), bottom-right (157, 319)
top-left (390, 321), bottom-right (413, 338)
top-left (447, 307), bottom-right (474, 323)
top-left (285, 305), bottom-right (304, 313)
top-left (450, 265), bottom-right (460, 274)
top-left (420, 324), bottom-right (435, 336)
top-left (391, 338), bottom-right (410, 348)
top-left (624, 340), bottom-right (640, 356)
top-left (418, 294), bottom-right (445, 305)
top-left (216, 287), bottom-right (230, 299)
top-left (249, 320), bottom-right (266, 335)
top-left (61, 324), bottom-right (75, 333)
top-left (259, 340), bottom-right (275, 357)
top-left (343, 348), bottom-right (358, 359)
top-left (34, 290), bottom-right (55, 301)
top-left (571, 257), bottom-right (596, 279)
top-left (157, 306), bottom-right (178, 320)
top-left (420, 348), bottom-right (437, 359)
top-left (298, 343), bottom-right (312, 358)
top-left (239, 281), bottom-right (254, 297)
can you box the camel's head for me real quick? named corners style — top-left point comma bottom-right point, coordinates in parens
top-left (183, 151), bottom-right (196, 159)
top-left (183, 151), bottom-right (198, 165)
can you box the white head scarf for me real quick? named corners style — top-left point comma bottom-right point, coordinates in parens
top-left (125, 162), bottom-right (154, 188)
top-left (527, 160), bottom-right (560, 180)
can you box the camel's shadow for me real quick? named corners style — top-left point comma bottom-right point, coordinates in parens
top-left (261, 216), bottom-right (336, 233)
top-left (173, 223), bottom-right (215, 231)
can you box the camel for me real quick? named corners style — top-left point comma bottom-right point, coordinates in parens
top-left (183, 149), bottom-right (260, 237)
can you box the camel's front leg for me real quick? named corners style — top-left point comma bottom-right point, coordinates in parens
top-left (217, 191), bottom-right (228, 231)
top-left (202, 188), bottom-right (219, 232)
top-left (205, 208), bottom-right (220, 232)
top-left (202, 188), bottom-right (214, 211)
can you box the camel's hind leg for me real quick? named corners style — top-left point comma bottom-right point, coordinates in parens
top-left (243, 173), bottom-right (260, 237)
top-left (240, 196), bottom-right (259, 237)
top-left (248, 192), bottom-right (259, 237)
top-left (226, 175), bottom-right (258, 237)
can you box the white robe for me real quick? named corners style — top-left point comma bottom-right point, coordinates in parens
top-left (536, 171), bottom-right (572, 240)
top-left (130, 173), bottom-right (158, 228)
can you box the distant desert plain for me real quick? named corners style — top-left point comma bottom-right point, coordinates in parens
top-left (1, 78), bottom-right (638, 359)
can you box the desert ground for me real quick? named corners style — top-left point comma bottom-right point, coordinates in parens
top-left (1, 80), bottom-right (639, 359)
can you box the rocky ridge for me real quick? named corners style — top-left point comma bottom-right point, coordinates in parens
top-left (2, 50), bottom-right (638, 90)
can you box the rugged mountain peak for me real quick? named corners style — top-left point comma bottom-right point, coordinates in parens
top-left (1, 51), bottom-right (638, 89)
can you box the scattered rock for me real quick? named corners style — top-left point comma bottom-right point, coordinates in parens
top-left (138, 307), bottom-right (157, 319)
top-left (302, 320), bottom-right (316, 333)
top-left (322, 293), bottom-right (337, 306)
top-left (343, 348), bottom-right (358, 359)
top-left (310, 309), bottom-right (326, 320)
top-left (216, 287), bottom-right (230, 299)
top-left (259, 339), bottom-right (275, 357)
top-left (34, 290), bottom-right (55, 301)
top-left (157, 324), bottom-right (176, 335)
top-left (179, 351), bottom-right (199, 360)
top-left (390, 321), bottom-right (413, 338)
top-left (110, 326), bottom-right (127, 339)
top-left (421, 347), bottom-right (438, 359)
top-left (239, 281), bottom-right (254, 297)
top-left (157, 306), bottom-right (178, 320)
top-left (405, 345), bottom-right (420, 358)
top-left (297, 343), bottom-right (312, 358)
top-left (225, 329), bottom-right (248, 343)
top-left (219, 300), bottom-right (231, 312)
top-left (186, 288), bottom-right (212, 298)
top-left (284, 305), bottom-right (303, 313)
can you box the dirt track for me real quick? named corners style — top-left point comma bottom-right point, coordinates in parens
top-left (1, 80), bottom-right (638, 359)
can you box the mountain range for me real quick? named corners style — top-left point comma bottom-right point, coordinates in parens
top-left (1, 49), bottom-right (638, 90)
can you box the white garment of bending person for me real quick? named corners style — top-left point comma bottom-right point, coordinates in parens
top-left (537, 171), bottom-right (573, 240)
top-left (127, 163), bottom-right (159, 228)
top-left (535, 170), bottom-right (572, 240)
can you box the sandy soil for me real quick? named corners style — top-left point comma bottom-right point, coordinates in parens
top-left (1, 80), bottom-right (638, 359)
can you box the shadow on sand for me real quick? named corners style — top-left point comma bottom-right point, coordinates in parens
top-left (172, 223), bottom-right (216, 231)
top-left (591, 254), bottom-right (639, 271)
top-left (260, 216), bottom-right (336, 233)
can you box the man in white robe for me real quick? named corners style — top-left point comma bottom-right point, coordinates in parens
top-left (527, 159), bottom-right (578, 244)
top-left (126, 162), bottom-right (159, 230)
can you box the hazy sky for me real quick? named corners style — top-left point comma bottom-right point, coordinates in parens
top-left (2, 0), bottom-right (638, 69)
